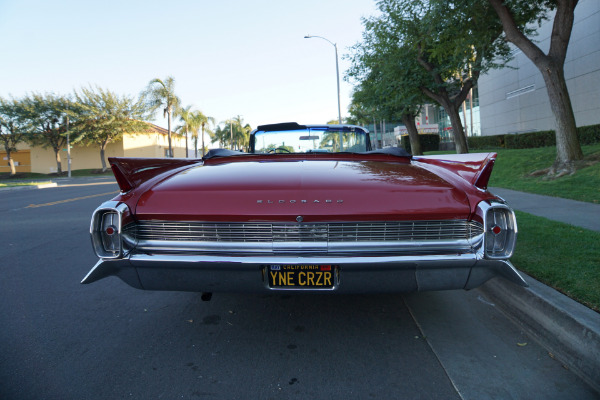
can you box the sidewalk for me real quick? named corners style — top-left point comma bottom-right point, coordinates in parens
top-left (480, 187), bottom-right (600, 393)
top-left (490, 187), bottom-right (600, 232)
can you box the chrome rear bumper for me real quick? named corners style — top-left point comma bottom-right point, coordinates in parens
top-left (81, 253), bottom-right (527, 293)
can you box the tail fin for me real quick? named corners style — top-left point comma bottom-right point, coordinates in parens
top-left (109, 157), bottom-right (200, 192)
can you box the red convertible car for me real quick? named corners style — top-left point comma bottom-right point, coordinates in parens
top-left (83, 122), bottom-right (526, 297)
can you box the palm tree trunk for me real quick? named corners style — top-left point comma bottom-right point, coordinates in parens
top-left (201, 123), bottom-right (205, 157)
top-left (185, 130), bottom-right (189, 158)
top-left (167, 108), bottom-right (173, 157)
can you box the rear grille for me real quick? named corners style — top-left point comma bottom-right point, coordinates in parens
top-left (126, 220), bottom-right (483, 255)
top-left (129, 220), bottom-right (482, 242)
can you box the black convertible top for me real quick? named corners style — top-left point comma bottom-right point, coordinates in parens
top-left (202, 149), bottom-right (247, 160)
top-left (202, 146), bottom-right (411, 160)
top-left (256, 122), bottom-right (307, 132)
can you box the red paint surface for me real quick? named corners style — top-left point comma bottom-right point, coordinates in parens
top-left (108, 153), bottom-right (499, 223)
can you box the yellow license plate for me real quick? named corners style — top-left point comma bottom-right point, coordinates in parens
top-left (267, 265), bottom-right (335, 289)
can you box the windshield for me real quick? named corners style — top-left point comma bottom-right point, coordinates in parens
top-left (252, 127), bottom-right (369, 154)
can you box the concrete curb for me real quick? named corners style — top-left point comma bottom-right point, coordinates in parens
top-left (0, 182), bottom-right (57, 191)
top-left (478, 273), bottom-right (600, 393)
top-left (36, 182), bottom-right (58, 189)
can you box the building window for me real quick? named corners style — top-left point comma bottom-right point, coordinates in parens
top-left (506, 85), bottom-right (535, 99)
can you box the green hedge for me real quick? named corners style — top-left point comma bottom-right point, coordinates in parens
top-left (505, 130), bottom-right (556, 149)
top-left (400, 134), bottom-right (440, 153)
top-left (469, 124), bottom-right (600, 150)
top-left (578, 124), bottom-right (600, 145)
top-left (468, 134), bottom-right (505, 149)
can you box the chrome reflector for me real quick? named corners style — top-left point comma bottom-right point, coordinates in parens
top-left (100, 212), bottom-right (120, 252)
top-left (90, 201), bottom-right (129, 259)
top-left (482, 202), bottom-right (517, 259)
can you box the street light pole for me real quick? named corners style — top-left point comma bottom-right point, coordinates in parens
top-left (66, 103), bottom-right (71, 178)
top-left (304, 35), bottom-right (342, 125)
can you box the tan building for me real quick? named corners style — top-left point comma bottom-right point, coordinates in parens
top-left (0, 142), bottom-right (31, 174)
top-left (1, 124), bottom-right (188, 174)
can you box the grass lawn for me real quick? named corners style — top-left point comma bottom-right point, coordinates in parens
top-left (0, 168), bottom-right (113, 184)
top-left (512, 211), bottom-right (600, 312)
top-left (488, 144), bottom-right (600, 204)
top-left (0, 172), bottom-right (49, 180)
top-left (490, 147), bottom-right (600, 310)
top-left (68, 168), bottom-right (114, 177)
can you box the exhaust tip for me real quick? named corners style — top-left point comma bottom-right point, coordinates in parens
top-left (201, 292), bottom-right (213, 302)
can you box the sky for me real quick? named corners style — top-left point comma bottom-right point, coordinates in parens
top-left (0, 0), bottom-right (380, 133)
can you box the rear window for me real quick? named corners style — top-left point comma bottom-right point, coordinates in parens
top-left (253, 127), bottom-right (368, 154)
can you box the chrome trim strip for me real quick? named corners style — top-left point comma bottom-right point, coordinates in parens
top-left (127, 252), bottom-right (480, 265)
top-left (131, 237), bottom-right (482, 255)
top-left (83, 252), bottom-right (527, 291)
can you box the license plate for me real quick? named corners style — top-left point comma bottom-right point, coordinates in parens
top-left (267, 265), bottom-right (335, 289)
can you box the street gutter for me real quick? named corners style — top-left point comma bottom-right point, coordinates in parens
top-left (478, 273), bottom-right (600, 393)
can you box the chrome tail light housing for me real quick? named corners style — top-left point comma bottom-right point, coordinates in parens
top-left (90, 201), bottom-right (132, 259)
top-left (478, 200), bottom-right (518, 259)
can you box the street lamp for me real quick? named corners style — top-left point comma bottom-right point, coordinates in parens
top-left (304, 34), bottom-right (342, 125)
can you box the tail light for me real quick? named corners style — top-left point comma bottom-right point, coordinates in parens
top-left (90, 201), bottom-right (130, 258)
top-left (481, 201), bottom-right (517, 259)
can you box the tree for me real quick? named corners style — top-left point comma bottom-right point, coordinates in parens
top-left (175, 105), bottom-right (193, 158)
top-left (0, 97), bottom-right (29, 175)
top-left (213, 116), bottom-right (252, 151)
top-left (72, 87), bottom-right (150, 172)
top-left (20, 93), bottom-right (72, 174)
top-left (210, 124), bottom-right (227, 148)
top-left (231, 115), bottom-right (252, 151)
top-left (142, 76), bottom-right (180, 157)
top-left (353, 0), bottom-right (512, 153)
top-left (488, 0), bottom-right (583, 175)
top-left (347, 19), bottom-right (430, 155)
top-left (177, 107), bottom-right (215, 158)
top-left (195, 111), bottom-right (215, 158)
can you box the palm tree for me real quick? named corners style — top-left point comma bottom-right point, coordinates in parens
top-left (175, 105), bottom-right (193, 158)
top-left (142, 76), bottom-right (180, 157)
top-left (193, 111), bottom-right (215, 157)
top-left (222, 115), bottom-right (251, 151)
top-left (210, 124), bottom-right (228, 148)
top-left (176, 107), bottom-right (214, 158)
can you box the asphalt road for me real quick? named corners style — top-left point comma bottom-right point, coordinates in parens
top-left (0, 179), bottom-right (597, 400)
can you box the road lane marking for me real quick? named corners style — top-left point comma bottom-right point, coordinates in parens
top-left (26, 191), bottom-right (118, 208)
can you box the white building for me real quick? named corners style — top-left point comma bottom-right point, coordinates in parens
top-left (478, 0), bottom-right (600, 136)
